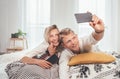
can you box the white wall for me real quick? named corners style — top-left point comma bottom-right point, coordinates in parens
top-left (0, 0), bottom-right (120, 52)
top-left (51, 0), bottom-right (120, 51)
top-left (50, 0), bottom-right (79, 33)
top-left (0, 0), bottom-right (8, 52)
top-left (102, 0), bottom-right (120, 51)
top-left (0, 0), bottom-right (19, 52)
top-left (118, 0), bottom-right (120, 51)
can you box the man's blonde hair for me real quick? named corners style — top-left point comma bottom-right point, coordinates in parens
top-left (59, 28), bottom-right (75, 43)
top-left (44, 25), bottom-right (59, 42)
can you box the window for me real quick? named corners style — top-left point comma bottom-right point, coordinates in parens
top-left (20, 0), bottom-right (50, 49)
top-left (78, 0), bottom-right (120, 51)
top-left (78, 0), bottom-right (106, 50)
top-left (78, 0), bottom-right (105, 37)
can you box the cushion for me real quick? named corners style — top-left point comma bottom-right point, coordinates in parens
top-left (68, 51), bottom-right (116, 66)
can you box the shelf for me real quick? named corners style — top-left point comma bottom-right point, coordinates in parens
top-left (10, 38), bottom-right (26, 40)
top-left (7, 38), bottom-right (28, 52)
top-left (7, 47), bottom-right (24, 51)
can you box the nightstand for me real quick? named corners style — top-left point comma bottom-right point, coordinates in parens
top-left (7, 38), bottom-right (28, 52)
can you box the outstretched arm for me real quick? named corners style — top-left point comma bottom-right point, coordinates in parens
top-left (89, 15), bottom-right (105, 41)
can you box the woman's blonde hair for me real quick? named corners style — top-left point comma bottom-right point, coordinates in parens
top-left (44, 25), bottom-right (59, 42)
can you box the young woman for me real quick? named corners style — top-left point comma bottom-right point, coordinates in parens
top-left (5, 25), bottom-right (62, 79)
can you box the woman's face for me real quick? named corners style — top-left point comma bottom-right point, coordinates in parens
top-left (48, 29), bottom-right (59, 47)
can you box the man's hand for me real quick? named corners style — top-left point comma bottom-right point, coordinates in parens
top-left (89, 15), bottom-right (105, 41)
top-left (89, 15), bottom-right (104, 33)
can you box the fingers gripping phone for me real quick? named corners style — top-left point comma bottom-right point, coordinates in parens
top-left (75, 12), bottom-right (92, 23)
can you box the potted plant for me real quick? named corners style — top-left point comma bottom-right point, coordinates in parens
top-left (17, 29), bottom-right (27, 38)
top-left (11, 29), bottom-right (27, 38)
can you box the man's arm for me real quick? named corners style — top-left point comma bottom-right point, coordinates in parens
top-left (90, 15), bottom-right (105, 41)
top-left (59, 50), bottom-right (73, 79)
top-left (92, 30), bottom-right (104, 41)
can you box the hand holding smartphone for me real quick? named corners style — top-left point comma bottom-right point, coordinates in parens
top-left (46, 54), bottom-right (59, 64)
top-left (75, 12), bottom-right (92, 23)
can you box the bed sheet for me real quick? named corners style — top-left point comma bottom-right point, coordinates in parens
top-left (0, 50), bottom-right (120, 79)
top-left (0, 50), bottom-right (29, 79)
top-left (69, 51), bottom-right (120, 79)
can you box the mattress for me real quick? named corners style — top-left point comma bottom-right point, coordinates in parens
top-left (69, 51), bottom-right (120, 79)
top-left (0, 50), bottom-right (120, 79)
top-left (0, 50), bottom-right (29, 79)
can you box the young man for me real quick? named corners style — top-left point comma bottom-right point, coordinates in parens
top-left (59, 15), bottom-right (104, 79)
top-left (5, 25), bottom-right (61, 79)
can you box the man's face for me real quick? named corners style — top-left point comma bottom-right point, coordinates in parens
top-left (48, 29), bottom-right (59, 47)
top-left (62, 33), bottom-right (80, 52)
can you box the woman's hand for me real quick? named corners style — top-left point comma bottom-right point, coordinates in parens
top-left (36, 59), bottom-right (52, 69)
top-left (48, 42), bottom-right (58, 56)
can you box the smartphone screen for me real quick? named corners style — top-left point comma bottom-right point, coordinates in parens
top-left (75, 12), bottom-right (92, 23)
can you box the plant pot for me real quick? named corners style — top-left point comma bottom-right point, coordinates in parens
top-left (11, 33), bottom-right (19, 38)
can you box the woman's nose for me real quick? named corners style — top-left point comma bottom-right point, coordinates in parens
top-left (53, 36), bottom-right (58, 40)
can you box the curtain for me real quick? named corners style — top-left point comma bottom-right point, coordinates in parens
top-left (78, 0), bottom-right (120, 51)
top-left (100, 0), bottom-right (120, 51)
top-left (20, 0), bottom-right (120, 51)
top-left (19, 0), bottom-right (50, 49)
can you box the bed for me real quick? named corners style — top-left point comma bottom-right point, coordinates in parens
top-left (0, 50), bottom-right (30, 79)
top-left (69, 51), bottom-right (120, 79)
top-left (0, 49), bottom-right (120, 79)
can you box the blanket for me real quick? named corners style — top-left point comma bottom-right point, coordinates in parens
top-left (5, 61), bottom-right (59, 79)
top-left (69, 51), bottom-right (120, 79)
top-left (0, 50), bottom-right (120, 79)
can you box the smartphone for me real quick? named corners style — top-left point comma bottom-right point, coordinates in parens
top-left (46, 54), bottom-right (59, 64)
top-left (75, 12), bottom-right (92, 23)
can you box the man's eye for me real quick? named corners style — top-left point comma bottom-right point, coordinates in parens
top-left (73, 37), bottom-right (75, 39)
top-left (49, 35), bottom-right (53, 38)
top-left (56, 34), bottom-right (59, 36)
top-left (66, 40), bottom-right (71, 44)
top-left (73, 36), bottom-right (77, 40)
